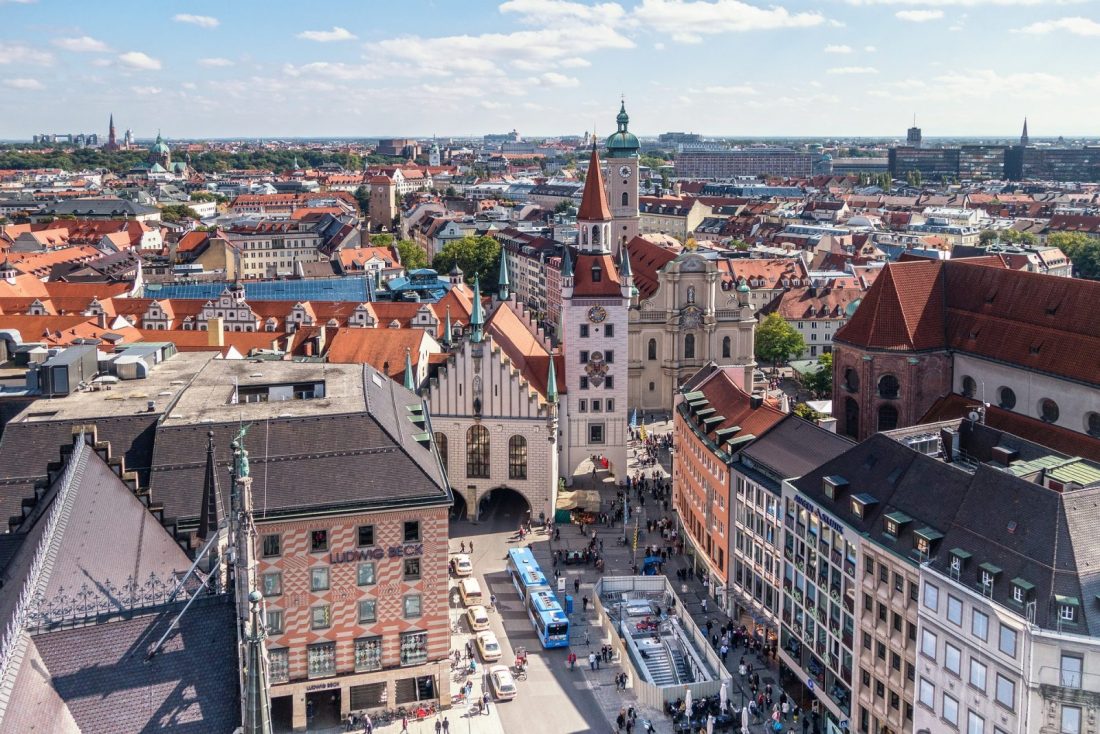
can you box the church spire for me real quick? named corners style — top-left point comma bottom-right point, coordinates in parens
top-left (470, 274), bottom-right (484, 343)
top-left (577, 142), bottom-right (612, 223)
top-left (546, 355), bottom-right (558, 404)
top-left (197, 431), bottom-right (222, 541)
top-left (561, 247), bottom-right (574, 279)
top-left (242, 590), bottom-right (273, 734)
top-left (497, 247), bottom-right (510, 301)
top-left (1020, 117), bottom-right (1030, 147)
top-left (443, 305), bottom-right (453, 348)
top-left (403, 347), bottom-right (415, 391)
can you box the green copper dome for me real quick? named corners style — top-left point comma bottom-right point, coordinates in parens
top-left (606, 101), bottom-right (639, 159)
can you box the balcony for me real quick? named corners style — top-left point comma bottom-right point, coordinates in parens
top-left (1038, 666), bottom-right (1100, 708)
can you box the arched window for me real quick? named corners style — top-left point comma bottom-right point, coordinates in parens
top-left (649, 381), bottom-right (655, 391)
top-left (508, 435), bottom-right (527, 480)
top-left (647, 338), bottom-right (657, 361)
top-left (961, 375), bottom-right (977, 398)
top-left (722, 336), bottom-right (731, 359)
top-left (878, 404), bottom-right (899, 431)
top-left (466, 425), bottom-right (490, 478)
top-left (434, 432), bottom-right (448, 473)
top-left (998, 386), bottom-right (1016, 410)
top-left (592, 225), bottom-right (601, 245)
top-left (621, 192), bottom-right (629, 207)
top-left (878, 374), bottom-right (899, 399)
top-left (844, 397), bottom-right (859, 439)
top-left (844, 367), bottom-right (859, 392)
top-left (581, 227), bottom-right (588, 246)
top-left (1039, 398), bottom-right (1060, 424)
top-left (684, 334), bottom-right (695, 359)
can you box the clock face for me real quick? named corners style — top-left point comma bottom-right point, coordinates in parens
top-left (618, 165), bottom-right (632, 178)
top-left (587, 306), bottom-right (607, 324)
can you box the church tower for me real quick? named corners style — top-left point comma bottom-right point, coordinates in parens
top-left (606, 101), bottom-right (640, 250)
top-left (560, 141), bottom-right (630, 485)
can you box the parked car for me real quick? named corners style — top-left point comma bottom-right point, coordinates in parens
top-left (451, 554), bottom-right (473, 577)
top-left (476, 631), bottom-right (502, 662)
top-left (466, 605), bottom-right (490, 632)
top-left (489, 664), bottom-right (517, 701)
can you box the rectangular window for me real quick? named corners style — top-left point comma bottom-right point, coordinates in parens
top-left (262, 534), bottom-right (281, 557)
top-left (355, 637), bottom-right (383, 672)
top-left (266, 608), bottom-right (283, 634)
top-left (947, 595), bottom-right (963, 626)
top-left (404, 557), bottom-right (421, 580)
top-left (580, 350), bottom-right (589, 364)
top-left (943, 693), bottom-right (959, 725)
top-left (972, 610), bottom-right (989, 641)
top-left (879, 565), bottom-right (889, 584)
top-left (358, 524), bottom-right (375, 546)
top-left (1060, 655), bottom-right (1083, 688)
top-left (592, 399), bottom-right (602, 412)
top-left (311, 566), bottom-right (330, 592)
top-left (605, 350), bottom-right (614, 364)
top-left (969, 659), bottom-right (987, 691)
top-left (580, 376), bottom-right (589, 390)
top-left (311, 529), bottom-right (328, 552)
top-left (968, 710), bottom-right (985, 734)
top-left (404, 520), bottom-right (421, 542)
top-left (910, 580), bottom-right (920, 602)
top-left (579, 399), bottom-right (587, 412)
top-left (891, 651), bottom-right (901, 671)
top-left (270, 648), bottom-right (289, 683)
top-left (1061, 706), bottom-right (1082, 734)
top-left (404, 594), bottom-right (422, 618)
top-left (876, 641), bottom-right (886, 660)
top-left (605, 375), bottom-right (615, 389)
top-left (589, 424), bottom-right (604, 444)
top-left (261, 571), bottom-right (282, 597)
top-left (998, 625), bottom-right (1017, 658)
top-left (358, 562), bottom-right (376, 586)
top-left (864, 593), bottom-right (873, 612)
top-left (579, 324), bottom-right (589, 338)
top-left (894, 572), bottom-right (904, 593)
top-left (359, 599), bottom-right (377, 624)
top-left (946, 643), bottom-right (962, 675)
top-left (400, 631), bottom-right (428, 666)
top-left (307, 641), bottom-right (336, 678)
top-left (605, 324), bottom-right (614, 337)
top-left (865, 556), bottom-right (874, 576)
top-left (311, 605), bottom-right (331, 630)
top-left (921, 629), bottom-right (937, 659)
top-left (995, 674), bottom-right (1015, 710)
top-left (606, 399), bottom-right (615, 412)
top-left (919, 678), bottom-right (935, 708)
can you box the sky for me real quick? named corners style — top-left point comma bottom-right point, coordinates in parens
top-left (1, 0), bottom-right (1098, 139)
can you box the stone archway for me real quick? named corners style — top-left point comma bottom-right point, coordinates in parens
top-left (476, 485), bottom-right (534, 527)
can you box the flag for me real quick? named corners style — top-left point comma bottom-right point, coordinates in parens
top-left (630, 408), bottom-right (638, 430)
top-left (639, 423), bottom-right (648, 442)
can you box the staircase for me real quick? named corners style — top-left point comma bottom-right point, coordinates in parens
top-left (669, 647), bottom-right (691, 683)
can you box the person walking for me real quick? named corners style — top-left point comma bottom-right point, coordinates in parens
top-left (574, 578), bottom-right (581, 594)
top-left (435, 718), bottom-right (442, 734)
top-left (442, 717), bottom-right (449, 733)
top-left (589, 652), bottom-right (597, 670)
top-left (482, 691), bottom-right (491, 715)
top-left (401, 713), bottom-right (409, 732)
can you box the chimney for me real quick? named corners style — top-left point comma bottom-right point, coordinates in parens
top-left (749, 394), bottom-right (764, 410)
top-left (673, 182), bottom-right (682, 197)
top-left (97, 312), bottom-right (108, 329)
top-left (303, 340), bottom-right (313, 357)
top-left (207, 317), bottom-right (224, 347)
top-left (940, 427), bottom-right (959, 462)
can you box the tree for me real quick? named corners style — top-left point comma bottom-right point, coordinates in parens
top-left (754, 313), bottom-right (805, 371)
top-left (1048, 231), bottom-right (1100, 280)
top-left (801, 352), bottom-right (833, 399)
top-left (395, 239), bottom-right (429, 270)
top-left (431, 235), bottom-right (501, 286)
top-left (793, 403), bottom-right (825, 422)
top-left (158, 204), bottom-right (200, 223)
top-left (729, 239), bottom-right (750, 251)
top-left (354, 185), bottom-right (370, 215)
top-left (370, 233), bottom-right (394, 247)
top-left (978, 229), bottom-right (999, 246)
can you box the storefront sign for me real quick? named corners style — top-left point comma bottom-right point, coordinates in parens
top-left (794, 495), bottom-right (844, 535)
top-left (306, 680), bottom-right (340, 692)
top-left (329, 544), bottom-right (423, 564)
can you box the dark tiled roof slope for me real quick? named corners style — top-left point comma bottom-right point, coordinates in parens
top-left (739, 414), bottom-right (854, 481)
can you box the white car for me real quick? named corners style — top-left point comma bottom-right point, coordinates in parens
top-left (489, 664), bottom-right (517, 701)
top-left (465, 605), bottom-right (490, 632)
top-left (475, 631), bottom-right (502, 662)
top-left (451, 554), bottom-right (473, 577)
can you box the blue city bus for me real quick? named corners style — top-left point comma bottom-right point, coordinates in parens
top-left (526, 587), bottom-right (570, 648)
top-left (506, 547), bottom-right (548, 602)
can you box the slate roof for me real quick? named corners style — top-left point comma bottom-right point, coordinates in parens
top-left (737, 414), bottom-right (854, 483)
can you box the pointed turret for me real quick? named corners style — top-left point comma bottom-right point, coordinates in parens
top-left (577, 143), bottom-right (612, 223)
top-left (404, 347), bottom-right (415, 390)
top-left (443, 305), bottom-right (453, 348)
top-left (197, 431), bottom-right (222, 541)
top-left (546, 355), bottom-right (558, 404)
top-left (497, 247), bottom-right (510, 301)
top-left (470, 274), bottom-right (484, 343)
top-left (619, 241), bottom-right (633, 279)
top-left (561, 247), bottom-right (574, 279)
top-left (242, 590), bottom-right (273, 734)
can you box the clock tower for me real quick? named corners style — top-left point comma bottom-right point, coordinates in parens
top-left (606, 100), bottom-right (640, 250)
top-left (560, 141), bottom-right (631, 485)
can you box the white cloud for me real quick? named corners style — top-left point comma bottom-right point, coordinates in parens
top-left (173, 13), bottom-right (219, 28)
top-left (827, 66), bottom-right (878, 74)
top-left (0, 0), bottom-right (37, 4)
top-left (131, 85), bottom-right (163, 95)
top-left (864, 44), bottom-right (877, 51)
top-left (654, 41), bottom-right (666, 49)
top-left (1015, 16), bottom-right (1100, 36)
top-left (4, 78), bottom-right (43, 90)
top-left (199, 57), bottom-right (234, 67)
top-left (824, 44), bottom-right (853, 53)
top-left (283, 62), bottom-right (378, 81)
top-left (118, 51), bottom-right (162, 70)
top-left (700, 84), bottom-right (759, 94)
top-left (298, 26), bottom-right (357, 42)
top-left (896, 9), bottom-right (945, 21)
top-left (53, 35), bottom-right (111, 53)
top-left (632, 0), bottom-right (826, 38)
top-left (847, 0), bottom-right (1071, 5)
top-left (560, 57), bottom-right (592, 68)
top-left (0, 44), bottom-right (54, 66)
top-left (531, 71), bottom-right (580, 87)
top-left (500, 0), bottom-right (627, 24)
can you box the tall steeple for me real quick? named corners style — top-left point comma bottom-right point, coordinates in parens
top-left (497, 247), bottom-right (510, 301)
top-left (443, 305), bottom-right (453, 348)
top-left (241, 590), bottom-right (273, 734)
top-left (469, 274), bottom-right (484, 343)
top-left (1020, 117), bottom-right (1030, 147)
top-left (197, 430), bottom-right (222, 541)
top-left (403, 347), bottom-right (415, 391)
top-left (546, 355), bottom-right (558, 405)
top-left (108, 113), bottom-right (117, 149)
top-left (577, 141), bottom-right (613, 255)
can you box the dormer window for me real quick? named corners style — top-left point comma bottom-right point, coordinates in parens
top-left (884, 511), bottom-right (912, 538)
top-left (1056, 596), bottom-right (1079, 622)
top-left (823, 475), bottom-right (848, 501)
top-left (1010, 578), bottom-right (1034, 605)
top-left (591, 264), bottom-right (602, 283)
top-left (948, 548), bottom-right (971, 576)
top-left (913, 527), bottom-right (942, 558)
top-left (979, 562), bottom-right (1001, 592)
top-left (850, 493), bottom-right (877, 519)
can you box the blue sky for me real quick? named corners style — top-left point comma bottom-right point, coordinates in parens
top-left (1, 0), bottom-right (1098, 139)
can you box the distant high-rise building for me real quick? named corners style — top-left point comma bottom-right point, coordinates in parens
top-left (906, 117), bottom-right (922, 148)
top-left (1020, 117), bottom-right (1030, 147)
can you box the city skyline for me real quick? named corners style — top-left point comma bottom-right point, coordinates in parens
top-left (2, 0), bottom-right (1100, 139)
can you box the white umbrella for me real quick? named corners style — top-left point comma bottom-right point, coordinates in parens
top-left (741, 706), bottom-right (750, 734)
top-left (684, 687), bottom-right (692, 718)
top-left (719, 681), bottom-right (728, 712)
top-left (706, 714), bottom-right (714, 734)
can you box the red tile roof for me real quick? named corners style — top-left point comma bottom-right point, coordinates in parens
top-left (485, 300), bottom-right (563, 402)
top-left (625, 236), bottom-right (678, 300)
top-left (692, 368), bottom-right (786, 441)
top-left (577, 147), bottom-right (611, 222)
top-left (834, 259), bottom-right (945, 351)
top-left (326, 328), bottom-right (429, 378)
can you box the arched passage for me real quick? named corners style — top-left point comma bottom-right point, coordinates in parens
top-left (476, 486), bottom-right (534, 526)
top-left (450, 491), bottom-right (468, 521)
